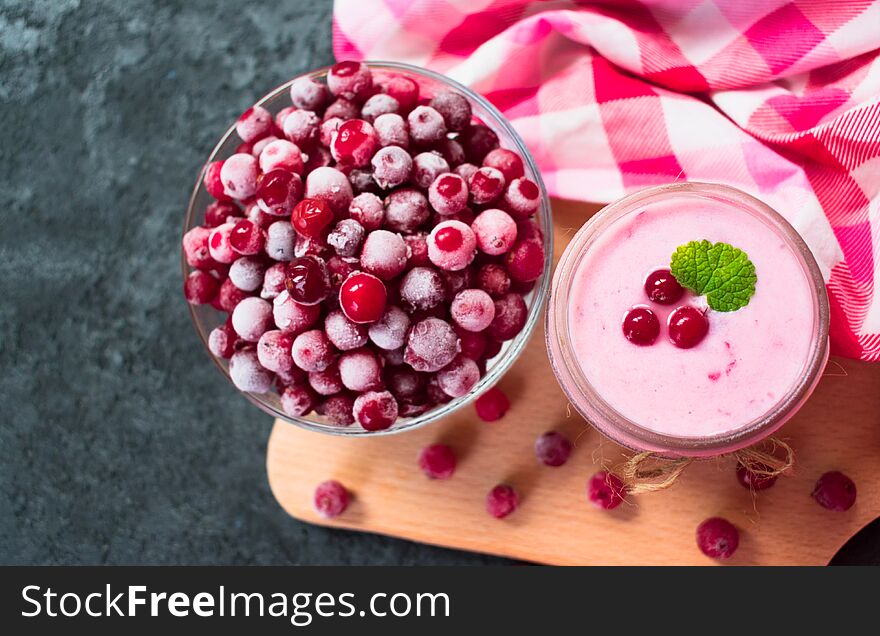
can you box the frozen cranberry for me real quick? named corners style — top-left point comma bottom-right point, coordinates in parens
top-left (503, 177), bottom-right (541, 219)
top-left (418, 444), bottom-right (457, 480)
top-left (208, 322), bottom-right (238, 359)
top-left (453, 162), bottom-right (479, 183)
top-left (282, 109), bottom-right (320, 149)
top-left (328, 61), bottom-right (373, 102)
top-left (812, 471), bottom-right (857, 511)
top-left (382, 347), bottom-right (405, 366)
top-left (229, 349), bottom-right (274, 393)
top-left (338, 348), bottom-right (382, 392)
top-left (204, 201), bottom-right (239, 227)
top-left (215, 277), bottom-right (251, 313)
top-left (325, 219), bottom-right (364, 258)
top-left (220, 153), bottom-right (259, 200)
top-left (411, 151), bottom-right (450, 189)
top-left (229, 256), bottom-right (265, 292)
top-left (309, 362), bottom-right (344, 396)
top-left (324, 309), bottom-right (369, 351)
top-left (353, 390), bottom-right (398, 431)
top-left (256, 330), bottom-right (295, 375)
top-left (622, 306), bottom-right (659, 346)
top-left (231, 296), bottom-right (273, 342)
top-left (305, 166), bottom-right (353, 217)
top-left (275, 365), bottom-right (307, 389)
top-left (534, 431), bottom-right (572, 467)
top-left (203, 160), bottom-right (232, 202)
top-left (320, 117), bottom-right (342, 147)
top-left (259, 139), bottom-right (304, 175)
top-left (258, 170), bottom-right (302, 217)
top-left (252, 135), bottom-right (279, 159)
top-left (644, 269), bottom-right (684, 305)
top-left (289, 76), bottom-right (330, 111)
top-left (235, 140), bottom-right (254, 155)
top-left (587, 471), bottom-right (626, 510)
top-left (386, 366), bottom-right (425, 400)
top-left (428, 90), bottom-right (472, 132)
top-left (473, 209), bottom-right (518, 256)
top-left (385, 74), bottom-right (419, 112)
top-left (272, 290), bottom-right (321, 334)
top-left (294, 234), bottom-right (331, 263)
top-left (183, 270), bottom-right (220, 304)
top-left (474, 387), bottom-right (509, 421)
top-left (361, 93), bottom-right (399, 122)
top-left (314, 479), bottom-right (349, 519)
top-left (371, 145), bottom-right (412, 189)
top-left (506, 238), bottom-right (545, 283)
top-left (404, 317), bottom-right (460, 372)
top-left (450, 288), bottom-right (495, 332)
top-left (488, 292), bottom-right (527, 341)
top-left (428, 173), bottom-right (468, 216)
top-left (437, 355), bottom-right (480, 397)
top-left (182, 226), bottom-right (217, 270)
top-left (476, 263), bottom-right (511, 298)
top-left (331, 118), bottom-right (379, 167)
top-left (460, 124), bottom-right (499, 163)
top-left (235, 105), bottom-right (272, 143)
top-left (291, 329), bottom-right (336, 372)
top-left (426, 373), bottom-right (452, 404)
top-left (482, 148), bottom-right (524, 183)
top-left (304, 146), bottom-right (333, 173)
top-left (407, 105), bottom-right (447, 145)
top-left (275, 106), bottom-right (296, 131)
top-left (384, 189), bottom-right (430, 233)
top-left (245, 200), bottom-right (274, 229)
top-left (318, 393), bottom-right (356, 426)
top-left (260, 262), bottom-right (288, 300)
top-left (227, 219), bottom-right (264, 256)
top-left (265, 220), bottom-right (296, 261)
top-left (373, 112), bottom-right (409, 149)
top-left (207, 222), bottom-right (238, 264)
top-left (455, 325), bottom-right (487, 360)
top-left (736, 462), bottom-right (778, 491)
top-left (399, 267), bottom-right (445, 311)
top-left (348, 167), bottom-right (379, 195)
top-left (468, 166), bottom-right (505, 205)
top-left (281, 384), bottom-right (317, 417)
top-left (404, 233), bottom-right (430, 267)
top-left (428, 220), bottom-right (476, 271)
top-left (668, 306), bottom-right (709, 349)
top-left (696, 517), bottom-right (739, 559)
top-left (339, 272), bottom-right (387, 324)
top-left (284, 255), bottom-right (330, 306)
top-left (324, 97), bottom-right (359, 121)
top-left (360, 230), bottom-right (407, 280)
top-left (348, 192), bottom-right (384, 231)
top-left (368, 305), bottom-right (411, 350)
top-left (291, 198), bottom-right (334, 239)
top-left (486, 484), bottom-right (518, 519)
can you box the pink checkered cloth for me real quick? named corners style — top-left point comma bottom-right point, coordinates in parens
top-left (333, 0), bottom-right (880, 361)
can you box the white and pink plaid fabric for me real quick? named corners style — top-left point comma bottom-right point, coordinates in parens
top-left (333, 0), bottom-right (880, 361)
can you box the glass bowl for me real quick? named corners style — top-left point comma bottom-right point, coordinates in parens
top-left (182, 61), bottom-right (553, 436)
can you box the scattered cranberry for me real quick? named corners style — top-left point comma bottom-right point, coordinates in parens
top-left (736, 462), bottom-right (778, 491)
top-left (622, 306), bottom-right (660, 346)
top-left (534, 431), bottom-right (572, 467)
top-left (644, 269), bottom-right (684, 305)
top-left (229, 349), bottom-right (274, 393)
top-left (371, 145), bottom-right (412, 189)
top-left (281, 383), bottom-right (317, 417)
top-left (339, 272), bottom-right (387, 324)
top-left (285, 255), bottom-right (330, 306)
top-left (488, 293), bottom-right (527, 341)
top-left (353, 390), bottom-right (398, 431)
top-left (418, 444), bottom-right (457, 480)
top-left (331, 118), bottom-right (378, 167)
top-left (486, 484), bottom-right (518, 519)
top-left (408, 105), bottom-right (447, 146)
top-left (668, 306), bottom-right (709, 349)
top-left (812, 471), bottom-right (857, 511)
top-left (203, 160), bottom-right (232, 202)
top-left (696, 517), bottom-right (739, 559)
top-left (475, 387), bottom-right (509, 421)
top-left (327, 60), bottom-right (373, 102)
top-left (360, 229), bottom-right (408, 280)
top-left (184, 270), bottom-right (220, 305)
top-left (385, 74), bottom-right (419, 112)
top-left (313, 479), bottom-right (349, 518)
top-left (587, 471), bottom-right (626, 510)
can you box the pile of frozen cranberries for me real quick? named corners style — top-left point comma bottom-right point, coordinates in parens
top-left (622, 269), bottom-right (709, 349)
top-left (182, 62), bottom-right (546, 431)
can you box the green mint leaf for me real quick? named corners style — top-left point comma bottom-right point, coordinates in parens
top-left (669, 240), bottom-right (757, 312)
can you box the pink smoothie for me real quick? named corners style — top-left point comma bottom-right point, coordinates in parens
top-left (568, 196), bottom-right (817, 438)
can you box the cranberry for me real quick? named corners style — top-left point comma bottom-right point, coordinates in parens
top-left (260, 262), bottom-right (288, 300)
top-left (436, 355), bottom-right (480, 397)
top-left (386, 366), bottom-right (425, 400)
top-left (418, 444), bottom-right (457, 480)
top-left (434, 137), bottom-right (466, 167)
top-left (327, 61), bottom-right (373, 102)
top-left (668, 306), bottom-right (709, 349)
top-left (428, 173), bottom-right (468, 216)
top-left (265, 221), bottom-right (296, 261)
top-left (331, 119), bottom-right (379, 167)
top-left (503, 177), bottom-right (541, 218)
top-left (204, 201), bottom-right (239, 227)
top-left (236, 105), bottom-right (273, 143)
top-left (399, 267), bottom-right (446, 311)
top-left (385, 75), bottom-right (419, 112)
top-left (285, 255), bottom-right (330, 306)
top-left (203, 160), bottom-right (232, 202)
top-left (349, 192), bottom-right (384, 231)
top-left (468, 166), bottom-right (505, 205)
top-left (228, 219), bottom-right (265, 256)
top-left (505, 239), bottom-right (544, 283)
top-left (282, 109), bottom-right (320, 149)
top-left (736, 462), bottom-right (778, 491)
top-left (384, 189), bottom-right (430, 233)
top-left (472, 209), bottom-right (517, 256)
top-left (696, 517), bottom-right (739, 559)
top-left (450, 289), bottom-right (495, 332)
top-left (374, 112), bottom-right (410, 148)
top-left (622, 306), bottom-right (660, 346)
top-left (371, 145), bottom-right (412, 189)
top-left (259, 139), bottom-right (304, 175)
top-left (587, 471), bottom-right (626, 510)
top-left (272, 290), bottom-right (321, 335)
top-left (404, 318), bottom-right (461, 373)
top-left (474, 387), bottom-right (509, 421)
top-left (644, 269), bottom-right (684, 305)
top-left (324, 309), bottom-right (369, 351)
top-left (208, 322), bottom-right (238, 359)
top-left (534, 431), bottom-right (572, 467)
top-left (460, 124), bottom-right (499, 163)
top-left (327, 219), bottom-right (365, 258)
top-left (812, 471), bottom-right (857, 511)
top-left (338, 348), bottom-right (382, 392)
top-left (361, 93), bottom-right (399, 122)
top-left (360, 229), bottom-right (408, 280)
top-left (353, 390), bottom-right (398, 431)
top-left (482, 148), bottom-right (524, 183)
top-left (229, 256), bottom-right (266, 292)
top-left (429, 90), bottom-right (472, 132)
top-left (485, 484), bottom-right (518, 519)
top-left (428, 220), bottom-right (476, 271)
top-left (487, 293), bottom-right (527, 341)
top-left (348, 167), bottom-right (380, 195)
top-left (317, 393), bottom-right (356, 426)
top-left (405, 233), bottom-right (430, 267)
top-left (215, 277), bottom-right (251, 313)
top-left (368, 305), bottom-right (410, 350)
top-left (229, 349), bottom-right (274, 393)
top-left (454, 162), bottom-right (479, 183)
top-left (231, 296), bottom-right (273, 342)
top-left (281, 383), bottom-right (317, 417)
top-left (304, 146), bottom-right (333, 173)
top-left (407, 105), bottom-right (447, 145)
top-left (339, 272), bottom-right (388, 324)
top-left (326, 255), bottom-right (358, 291)
top-left (483, 338), bottom-right (503, 360)
top-left (455, 326), bottom-right (487, 360)
top-left (291, 198), bottom-right (334, 239)
top-left (291, 329), bottom-right (336, 373)
top-left (183, 270), bottom-right (220, 304)
top-left (182, 226), bottom-right (218, 270)
top-left (313, 480), bottom-right (349, 518)
top-left (411, 151), bottom-right (450, 189)
top-left (220, 153), bottom-right (259, 200)
top-left (324, 97), bottom-right (359, 121)
top-left (476, 263), bottom-right (511, 298)
top-left (305, 166), bottom-right (354, 217)
top-left (290, 76), bottom-right (330, 111)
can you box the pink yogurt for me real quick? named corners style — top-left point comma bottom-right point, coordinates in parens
top-left (547, 183), bottom-right (829, 457)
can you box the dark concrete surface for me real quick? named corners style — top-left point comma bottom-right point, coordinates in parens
top-left (1, 0), bottom-right (875, 566)
top-left (0, 0), bottom-right (504, 565)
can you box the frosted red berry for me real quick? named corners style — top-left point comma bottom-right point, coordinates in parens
top-left (487, 293), bottom-right (527, 341)
top-left (235, 105), bottom-right (273, 143)
top-left (436, 355), bottom-right (480, 397)
top-left (203, 160), bottom-right (232, 202)
top-left (482, 148), bottom-right (524, 182)
top-left (622, 306), bottom-right (660, 346)
top-left (411, 151), bottom-right (450, 189)
top-left (360, 229), bottom-right (408, 280)
top-left (736, 462), bottom-right (778, 491)
top-left (229, 219), bottom-right (266, 255)
top-left (486, 484), bottom-right (518, 519)
top-left (184, 270), bottom-right (220, 305)
top-left (257, 330), bottom-right (296, 375)
top-left (259, 139), bottom-right (304, 175)
top-left (272, 290), bottom-right (321, 334)
top-left (338, 348), bottom-right (382, 392)
top-left (284, 255), bottom-right (330, 306)
top-left (503, 177), bottom-right (541, 218)
top-left (331, 118), bottom-right (378, 167)
top-left (353, 390), bottom-right (398, 431)
top-left (348, 192), bottom-right (384, 231)
top-left (208, 322), bottom-right (238, 359)
top-left (534, 431), bottom-right (572, 467)
top-left (696, 517), bottom-right (739, 559)
top-left (475, 387), bottom-right (509, 421)
top-left (371, 145), bottom-right (412, 189)
top-left (468, 166), bottom-right (505, 205)
top-left (220, 152), bottom-right (259, 200)
top-left (668, 305), bottom-right (709, 349)
top-left (407, 105), bottom-right (447, 146)
top-left (384, 75), bottom-right (419, 113)
top-left (404, 317), bottom-right (461, 373)
top-left (812, 471), bottom-right (857, 511)
top-left (327, 60), bottom-right (373, 102)
top-left (229, 349), bottom-right (274, 393)
top-left (313, 480), bottom-right (349, 518)
top-left (429, 91), bottom-right (472, 132)
top-left (587, 471), bottom-right (626, 510)
top-left (384, 188), bottom-right (429, 233)
top-left (418, 444), bottom-right (457, 480)
top-left (428, 220), bottom-right (476, 271)
top-left (428, 173), bottom-right (468, 216)
top-left (281, 383), bottom-right (317, 417)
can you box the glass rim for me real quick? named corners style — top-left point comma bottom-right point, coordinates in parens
top-left (182, 61), bottom-right (554, 436)
top-left (546, 182), bottom-right (830, 456)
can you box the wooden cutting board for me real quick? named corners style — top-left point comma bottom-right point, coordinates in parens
top-left (266, 199), bottom-right (880, 565)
